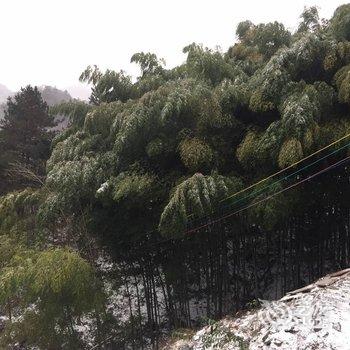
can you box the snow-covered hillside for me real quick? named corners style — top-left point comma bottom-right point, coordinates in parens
top-left (167, 268), bottom-right (350, 350)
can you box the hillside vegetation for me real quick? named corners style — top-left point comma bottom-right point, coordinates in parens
top-left (0, 4), bottom-right (350, 349)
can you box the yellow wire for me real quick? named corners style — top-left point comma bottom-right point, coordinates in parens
top-left (220, 131), bottom-right (350, 203)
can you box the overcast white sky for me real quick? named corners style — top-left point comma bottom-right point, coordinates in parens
top-left (0, 0), bottom-right (347, 98)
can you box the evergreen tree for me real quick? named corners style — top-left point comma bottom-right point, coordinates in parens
top-left (2, 3), bottom-right (350, 348)
top-left (0, 86), bottom-right (54, 192)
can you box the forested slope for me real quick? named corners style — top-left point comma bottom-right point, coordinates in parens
top-left (1, 4), bottom-right (350, 349)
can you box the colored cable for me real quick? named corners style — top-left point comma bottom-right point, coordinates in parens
top-left (220, 132), bottom-right (350, 203)
top-left (186, 154), bottom-right (350, 234)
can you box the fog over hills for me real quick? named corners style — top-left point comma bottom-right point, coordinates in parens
top-left (0, 83), bottom-right (90, 104)
top-left (0, 83), bottom-right (14, 103)
top-left (39, 86), bottom-right (72, 106)
top-left (0, 83), bottom-right (90, 120)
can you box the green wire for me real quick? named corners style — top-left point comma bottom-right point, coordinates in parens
top-left (221, 140), bottom-right (350, 212)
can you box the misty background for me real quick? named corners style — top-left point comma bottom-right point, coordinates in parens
top-left (0, 0), bottom-right (347, 103)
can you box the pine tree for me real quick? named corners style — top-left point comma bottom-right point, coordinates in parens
top-left (0, 86), bottom-right (54, 192)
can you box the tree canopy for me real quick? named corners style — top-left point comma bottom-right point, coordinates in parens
top-left (0, 86), bottom-right (55, 193)
top-left (46, 4), bottom-right (350, 245)
top-left (2, 4), bottom-right (350, 349)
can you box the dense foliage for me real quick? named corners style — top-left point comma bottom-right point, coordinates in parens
top-left (44, 4), bottom-right (350, 244)
top-left (0, 86), bottom-right (55, 194)
top-left (1, 4), bottom-right (350, 349)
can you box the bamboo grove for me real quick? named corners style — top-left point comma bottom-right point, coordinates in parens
top-left (1, 4), bottom-right (350, 349)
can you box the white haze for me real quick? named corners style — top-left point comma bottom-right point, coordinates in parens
top-left (0, 0), bottom-right (346, 99)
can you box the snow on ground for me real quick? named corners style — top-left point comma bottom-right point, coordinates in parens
top-left (168, 268), bottom-right (350, 350)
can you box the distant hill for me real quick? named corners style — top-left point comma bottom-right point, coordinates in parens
top-left (0, 84), bottom-right (13, 104)
top-left (0, 85), bottom-right (74, 124)
top-left (37, 86), bottom-right (73, 131)
top-left (39, 86), bottom-right (72, 106)
top-left (0, 84), bottom-right (89, 130)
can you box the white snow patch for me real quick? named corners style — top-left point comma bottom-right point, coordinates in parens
top-left (96, 181), bottom-right (109, 194)
top-left (169, 270), bottom-right (350, 350)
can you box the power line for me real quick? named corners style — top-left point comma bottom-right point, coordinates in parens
top-left (119, 135), bottom-right (350, 248)
top-left (186, 140), bottom-right (350, 226)
top-left (119, 154), bottom-right (350, 252)
top-left (187, 133), bottom-right (350, 221)
top-left (220, 132), bottom-right (350, 203)
top-left (186, 154), bottom-right (350, 234)
top-left (219, 140), bottom-right (350, 212)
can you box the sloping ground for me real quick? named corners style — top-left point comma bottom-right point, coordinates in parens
top-left (167, 268), bottom-right (350, 350)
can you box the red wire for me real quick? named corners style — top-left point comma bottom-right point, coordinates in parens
top-left (185, 155), bottom-right (350, 235)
